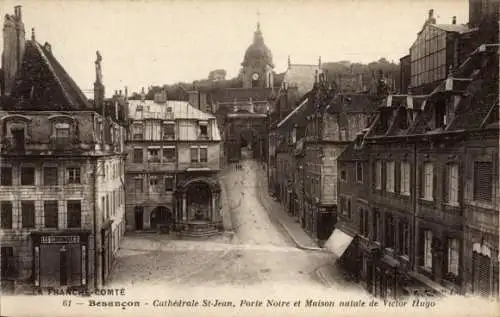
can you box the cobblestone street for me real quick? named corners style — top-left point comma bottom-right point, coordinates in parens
top-left (109, 155), bottom-right (357, 291)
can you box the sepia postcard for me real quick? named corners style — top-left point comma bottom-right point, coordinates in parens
top-left (0, 0), bottom-right (499, 316)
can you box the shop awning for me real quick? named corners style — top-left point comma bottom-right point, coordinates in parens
top-left (324, 229), bottom-right (355, 258)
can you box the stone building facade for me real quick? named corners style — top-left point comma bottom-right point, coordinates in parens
top-left (333, 1), bottom-right (499, 298)
top-left (125, 92), bottom-right (222, 237)
top-left (0, 7), bottom-right (126, 294)
top-left (271, 74), bottom-right (379, 243)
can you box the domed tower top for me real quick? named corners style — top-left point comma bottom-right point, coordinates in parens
top-left (241, 22), bottom-right (274, 68)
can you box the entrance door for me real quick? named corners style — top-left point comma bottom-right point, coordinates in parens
top-left (150, 206), bottom-right (168, 229)
top-left (134, 206), bottom-right (144, 230)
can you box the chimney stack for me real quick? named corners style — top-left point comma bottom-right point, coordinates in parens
top-left (452, 16), bottom-right (456, 24)
top-left (140, 87), bottom-right (145, 101)
top-left (428, 9), bottom-right (436, 24)
top-left (2, 6), bottom-right (26, 96)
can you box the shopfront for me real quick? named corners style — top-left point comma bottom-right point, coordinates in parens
top-left (32, 231), bottom-right (90, 290)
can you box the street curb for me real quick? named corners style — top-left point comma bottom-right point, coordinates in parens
top-left (255, 172), bottom-right (324, 252)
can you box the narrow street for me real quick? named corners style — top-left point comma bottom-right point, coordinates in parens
top-left (110, 151), bottom-right (344, 290)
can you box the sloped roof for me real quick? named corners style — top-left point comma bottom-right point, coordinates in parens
top-left (128, 99), bottom-right (215, 121)
top-left (282, 64), bottom-right (322, 97)
top-left (327, 93), bottom-right (381, 114)
top-left (8, 40), bottom-right (91, 110)
top-left (432, 24), bottom-right (475, 34)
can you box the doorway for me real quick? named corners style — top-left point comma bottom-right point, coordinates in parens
top-left (150, 206), bottom-right (170, 229)
top-left (134, 206), bottom-right (144, 230)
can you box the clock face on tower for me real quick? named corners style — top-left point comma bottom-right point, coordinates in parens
top-left (252, 73), bottom-right (260, 81)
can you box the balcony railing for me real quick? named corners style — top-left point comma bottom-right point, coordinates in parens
top-left (189, 161), bottom-right (208, 168)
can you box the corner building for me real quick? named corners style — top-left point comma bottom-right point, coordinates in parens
top-left (125, 91), bottom-right (223, 237)
top-left (0, 7), bottom-right (127, 293)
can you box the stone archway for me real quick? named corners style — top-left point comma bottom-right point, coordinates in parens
top-left (175, 177), bottom-right (222, 236)
top-left (150, 206), bottom-right (172, 230)
top-left (186, 182), bottom-right (211, 222)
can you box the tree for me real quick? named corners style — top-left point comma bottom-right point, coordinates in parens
top-left (208, 69), bottom-right (227, 81)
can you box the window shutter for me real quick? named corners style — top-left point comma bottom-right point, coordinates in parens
top-left (419, 164), bottom-right (424, 198)
top-left (443, 238), bottom-right (450, 276)
top-left (418, 229), bottom-right (425, 266)
top-left (432, 165), bottom-right (437, 201)
top-left (474, 162), bottom-right (493, 202)
top-left (443, 166), bottom-right (449, 202)
top-left (395, 161), bottom-right (401, 193)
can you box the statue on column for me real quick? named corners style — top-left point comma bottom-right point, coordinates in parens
top-left (95, 50), bottom-right (103, 84)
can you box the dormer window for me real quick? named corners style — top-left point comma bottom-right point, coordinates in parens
top-left (2, 115), bottom-right (31, 151)
top-left (198, 121), bottom-right (208, 138)
top-left (10, 124), bottom-right (26, 150)
top-left (49, 115), bottom-right (76, 148)
top-left (55, 123), bottom-right (70, 145)
top-left (132, 123), bottom-right (143, 140)
top-left (435, 102), bottom-right (447, 129)
top-left (162, 122), bottom-right (175, 140)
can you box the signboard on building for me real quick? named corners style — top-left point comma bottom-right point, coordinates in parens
top-left (40, 236), bottom-right (80, 244)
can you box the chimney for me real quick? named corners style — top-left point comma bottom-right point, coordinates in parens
top-left (119, 89), bottom-right (122, 96)
top-left (188, 90), bottom-right (199, 109)
top-left (287, 55), bottom-right (291, 69)
top-left (468, 0), bottom-right (482, 28)
top-left (318, 56), bottom-right (322, 68)
top-left (2, 6), bottom-right (26, 96)
top-left (452, 16), bottom-right (456, 24)
top-left (140, 87), bottom-right (145, 101)
top-left (428, 9), bottom-right (436, 24)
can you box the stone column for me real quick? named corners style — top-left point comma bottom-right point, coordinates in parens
top-left (182, 193), bottom-right (187, 221)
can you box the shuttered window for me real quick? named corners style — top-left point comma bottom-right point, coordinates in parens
top-left (399, 221), bottom-right (409, 256)
top-left (446, 164), bottom-right (459, 205)
top-left (133, 148), bottom-right (143, 163)
top-left (1, 202), bottom-right (12, 229)
top-left (67, 200), bottom-right (81, 228)
top-left (356, 162), bottom-right (363, 183)
top-left (422, 163), bottom-right (433, 200)
top-left (447, 238), bottom-right (459, 276)
top-left (473, 162), bottom-right (492, 202)
top-left (43, 167), bottom-right (58, 185)
top-left (373, 209), bottom-right (380, 242)
top-left (400, 161), bottom-right (410, 195)
top-left (375, 160), bottom-right (382, 190)
top-left (473, 252), bottom-right (492, 296)
top-left (21, 201), bottom-right (35, 228)
top-left (134, 178), bottom-right (143, 192)
top-left (1, 167), bottom-right (12, 186)
top-left (386, 161), bottom-right (395, 192)
top-left (44, 201), bottom-right (58, 229)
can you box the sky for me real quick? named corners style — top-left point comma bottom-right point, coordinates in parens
top-left (1, 0), bottom-right (468, 97)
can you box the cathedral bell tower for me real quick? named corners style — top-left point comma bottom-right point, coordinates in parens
top-left (241, 21), bottom-right (274, 89)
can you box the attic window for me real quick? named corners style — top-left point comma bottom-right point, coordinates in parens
top-left (198, 121), bottom-right (208, 137)
top-left (435, 101), bottom-right (447, 129)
